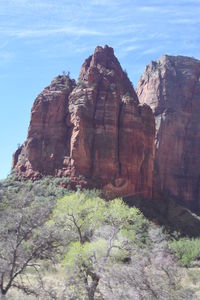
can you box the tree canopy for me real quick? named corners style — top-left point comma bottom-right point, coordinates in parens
top-left (50, 190), bottom-right (149, 300)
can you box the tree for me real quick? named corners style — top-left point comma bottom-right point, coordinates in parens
top-left (169, 237), bottom-right (200, 267)
top-left (0, 176), bottom-right (68, 299)
top-left (62, 70), bottom-right (71, 77)
top-left (0, 177), bottom-right (193, 299)
top-left (50, 190), bottom-right (148, 300)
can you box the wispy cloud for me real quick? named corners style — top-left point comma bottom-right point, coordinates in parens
top-left (141, 47), bottom-right (163, 55)
top-left (0, 0), bottom-right (58, 11)
top-left (124, 45), bottom-right (141, 53)
top-left (0, 0), bottom-right (199, 64)
top-left (0, 27), bottom-right (106, 38)
top-left (169, 18), bottom-right (200, 25)
top-left (137, 5), bottom-right (169, 13)
top-left (89, 0), bottom-right (120, 6)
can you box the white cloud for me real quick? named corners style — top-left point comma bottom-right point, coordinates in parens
top-left (169, 18), bottom-right (200, 25)
top-left (0, 27), bottom-right (106, 38)
top-left (124, 45), bottom-right (141, 53)
top-left (141, 47), bottom-right (162, 55)
top-left (89, 0), bottom-right (120, 6)
top-left (137, 5), bottom-right (169, 13)
top-left (0, 0), bottom-right (199, 64)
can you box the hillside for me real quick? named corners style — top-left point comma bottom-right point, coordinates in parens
top-left (1, 174), bottom-right (200, 299)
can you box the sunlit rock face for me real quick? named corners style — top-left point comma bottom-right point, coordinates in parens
top-left (13, 45), bottom-right (155, 199)
top-left (137, 55), bottom-right (200, 212)
top-left (12, 75), bottom-right (76, 179)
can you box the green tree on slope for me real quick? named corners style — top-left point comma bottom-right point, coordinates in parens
top-left (50, 190), bottom-right (148, 300)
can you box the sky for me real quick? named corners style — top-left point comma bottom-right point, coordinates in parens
top-left (0, 0), bottom-right (200, 179)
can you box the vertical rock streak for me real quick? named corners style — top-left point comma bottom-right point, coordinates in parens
top-left (117, 102), bottom-right (123, 176)
top-left (137, 55), bottom-right (200, 213)
top-left (13, 45), bottom-right (154, 199)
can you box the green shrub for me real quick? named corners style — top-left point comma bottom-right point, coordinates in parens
top-left (169, 237), bottom-right (200, 267)
top-left (49, 192), bottom-right (150, 299)
top-left (51, 192), bottom-right (150, 266)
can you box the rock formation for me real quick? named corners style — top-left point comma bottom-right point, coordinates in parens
top-left (13, 45), bottom-right (155, 198)
top-left (13, 75), bottom-right (76, 179)
top-left (137, 55), bottom-right (200, 212)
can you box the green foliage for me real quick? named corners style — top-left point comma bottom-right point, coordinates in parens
top-left (51, 190), bottom-right (106, 240)
top-left (1, 175), bottom-right (194, 299)
top-left (51, 191), bottom-right (149, 266)
top-left (0, 175), bottom-right (70, 296)
top-left (63, 239), bottom-right (108, 269)
top-left (0, 175), bottom-right (68, 206)
top-left (169, 237), bottom-right (200, 267)
top-left (49, 192), bottom-right (152, 299)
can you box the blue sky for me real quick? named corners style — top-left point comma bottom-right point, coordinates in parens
top-left (0, 0), bottom-right (200, 179)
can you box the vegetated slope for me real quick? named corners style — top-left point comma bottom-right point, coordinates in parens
top-left (0, 175), bottom-right (200, 299)
top-left (12, 45), bottom-right (155, 199)
top-left (137, 55), bottom-right (200, 214)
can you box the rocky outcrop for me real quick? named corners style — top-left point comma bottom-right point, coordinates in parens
top-left (13, 45), bottom-right (155, 198)
top-left (12, 75), bottom-right (76, 179)
top-left (137, 55), bottom-right (200, 212)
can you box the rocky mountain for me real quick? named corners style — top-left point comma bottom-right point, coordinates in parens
top-left (137, 55), bottom-right (200, 212)
top-left (13, 45), bottom-right (155, 199)
top-left (13, 46), bottom-right (200, 214)
top-left (13, 75), bottom-right (76, 179)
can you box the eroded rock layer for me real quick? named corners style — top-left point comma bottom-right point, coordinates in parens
top-left (12, 75), bottom-right (76, 179)
top-left (137, 55), bottom-right (200, 212)
top-left (13, 45), bottom-right (155, 198)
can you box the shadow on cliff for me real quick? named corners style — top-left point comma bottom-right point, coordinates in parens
top-left (124, 195), bottom-right (200, 237)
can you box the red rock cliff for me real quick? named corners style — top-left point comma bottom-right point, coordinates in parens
top-left (137, 55), bottom-right (200, 212)
top-left (13, 45), bottom-right (155, 198)
top-left (13, 75), bottom-right (76, 179)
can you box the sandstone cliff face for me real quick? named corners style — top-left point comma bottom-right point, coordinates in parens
top-left (13, 45), bottom-right (155, 198)
top-left (137, 55), bottom-right (200, 211)
top-left (13, 76), bottom-right (76, 179)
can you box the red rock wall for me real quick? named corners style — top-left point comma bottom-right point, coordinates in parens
top-left (13, 45), bottom-right (155, 199)
top-left (12, 76), bottom-right (75, 179)
top-left (137, 55), bottom-right (200, 212)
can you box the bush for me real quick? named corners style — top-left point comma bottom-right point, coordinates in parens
top-left (169, 237), bottom-right (200, 267)
top-left (50, 192), bottom-right (150, 300)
